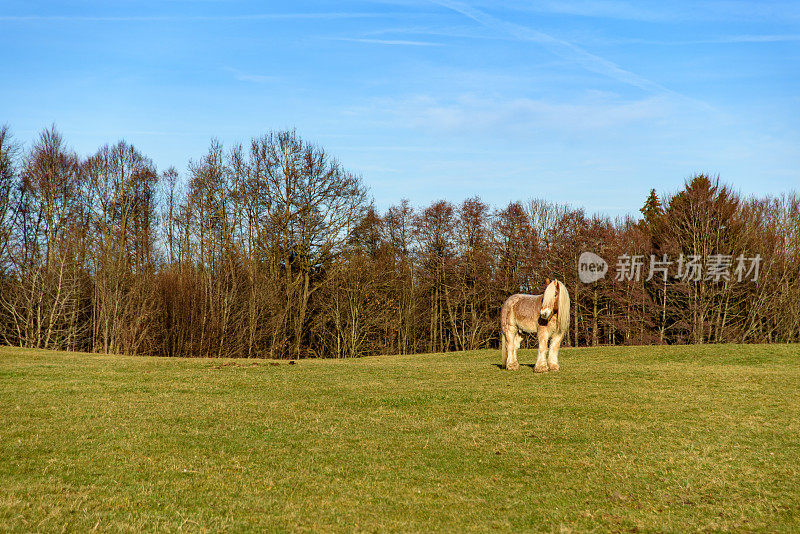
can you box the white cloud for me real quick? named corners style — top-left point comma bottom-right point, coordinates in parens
top-left (351, 92), bottom-right (680, 136)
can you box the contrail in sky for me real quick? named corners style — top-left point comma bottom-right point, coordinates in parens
top-left (432, 0), bottom-right (679, 96)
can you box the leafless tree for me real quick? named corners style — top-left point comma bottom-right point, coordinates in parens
top-left (3, 126), bottom-right (86, 350)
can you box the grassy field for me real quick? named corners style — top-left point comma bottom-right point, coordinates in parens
top-left (1, 344), bottom-right (799, 532)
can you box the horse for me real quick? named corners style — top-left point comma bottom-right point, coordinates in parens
top-left (500, 278), bottom-right (570, 372)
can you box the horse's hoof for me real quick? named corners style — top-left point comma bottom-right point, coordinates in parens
top-left (534, 364), bottom-right (549, 373)
top-left (548, 363), bottom-right (560, 372)
top-left (506, 361), bottom-right (520, 371)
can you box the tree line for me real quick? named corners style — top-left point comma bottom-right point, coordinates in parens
top-left (1, 125), bottom-right (798, 358)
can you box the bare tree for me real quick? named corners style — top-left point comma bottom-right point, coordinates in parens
top-left (382, 200), bottom-right (416, 354)
top-left (0, 125), bottom-right (21, 344)
top-left (84, 141), bottom-right (160, 355)
top-left (0, 125), bottom-right (20, 277)
top-left (4, 126), bottom-right (86, 350)
top-left (256, 130), bottom-right (368, 357)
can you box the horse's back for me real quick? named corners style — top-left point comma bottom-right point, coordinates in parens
top-left (501, 293), bottom-right (542, 333)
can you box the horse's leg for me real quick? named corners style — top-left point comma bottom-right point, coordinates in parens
top-left (507, 330), bottom-right (521, 371)
top-left (534, 327), bottom-right (550, 373)
top-left (501, 329), bottom-right (510, 368)
top-left (547, 333), bottom-right (563, 371)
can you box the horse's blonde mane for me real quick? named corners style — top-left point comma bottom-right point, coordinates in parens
top-left (542, 280), bottom-right (557, 308)
top-left (556, 280), bottom-right (570, 335)
top-left (543, 279), bottom-right (571, 335)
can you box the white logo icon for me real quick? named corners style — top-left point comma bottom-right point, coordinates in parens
top-left (578, 252), bottom-right (608, 283)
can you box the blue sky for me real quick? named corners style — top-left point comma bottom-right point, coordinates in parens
top-left (2, 1), bottom-right (799, 217)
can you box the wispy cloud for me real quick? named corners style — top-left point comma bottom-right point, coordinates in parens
top-left (578, 34), bottom-right (800, 46)
top-left (328, 37), bottom-right (445, 46)
top-left (359, 15), bottom-right (800, 47)
top-left (363, 24), bottom-right (500, 41)
top-left (225, 67), bottom-right (278, 84)
top-left (431, 0), bottom-right (718, 114)
top-left (502, 0), bottom-right (679, 22)
top-left (431, 0), bottom-right (676, 96)
top-left (468, 0), bottom-right (800, 23)
top-left (0, 12), bottom-right (399, 22)
top-left (699, 34), bottom-right (800, 43)
top-left (350, 92), bottom-right (680, 136)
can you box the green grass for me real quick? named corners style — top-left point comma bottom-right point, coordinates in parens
top-left (1, 344), bottom-right (799, 532)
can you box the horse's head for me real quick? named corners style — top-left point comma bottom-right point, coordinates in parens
top-left (540, 277), bottom-right (560, 321)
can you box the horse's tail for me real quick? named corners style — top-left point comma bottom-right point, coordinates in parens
top-left (501, 332), bottom-right (507, 365)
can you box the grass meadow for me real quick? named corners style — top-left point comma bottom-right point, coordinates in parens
top-left (1, 344), bottom-right (799, 532)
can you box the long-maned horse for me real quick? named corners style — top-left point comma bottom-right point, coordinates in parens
top-left (500, 278), bottom-right (570, 372)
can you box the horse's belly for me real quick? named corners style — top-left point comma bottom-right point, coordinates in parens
top-left (515, 317), bottom-right (539, 334)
